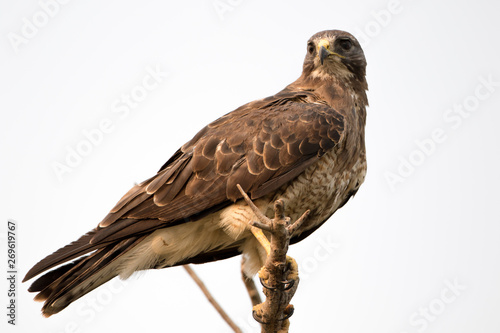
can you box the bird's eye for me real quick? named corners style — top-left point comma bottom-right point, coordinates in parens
top-left (339, 39), bottom-right (352, 51)
top-left (307, 42), bottom-right (315, 54)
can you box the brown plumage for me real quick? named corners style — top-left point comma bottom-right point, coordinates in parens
top-left (24, 29), bottom-right (368, 317)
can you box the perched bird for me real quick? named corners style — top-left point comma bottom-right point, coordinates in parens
top-left (24, 29), bottom-right (368, 317)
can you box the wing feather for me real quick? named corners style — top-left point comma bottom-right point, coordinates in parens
top-left (25, 90), bottom-right (346, 281)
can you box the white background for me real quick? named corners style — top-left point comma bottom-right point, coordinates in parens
top-left (1, 0), bottom-right (500, 332)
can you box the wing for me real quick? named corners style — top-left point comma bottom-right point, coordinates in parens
top-left (98, 91), bottom-right (345, 235)
top-left (24, 90), bottom-right (345, 281)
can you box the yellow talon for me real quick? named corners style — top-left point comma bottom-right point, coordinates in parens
top-left (285, 256), bottom-right (299, 281)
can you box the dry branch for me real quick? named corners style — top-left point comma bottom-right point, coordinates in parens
top-left (237, 184), bottom-right (310, 333)
top-left (183, 265), bottom-right (242, 333)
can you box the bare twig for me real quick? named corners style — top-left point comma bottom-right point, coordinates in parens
top-left (183, 265), bottom-right (242, 333)
top-left (237, 184), bottom-right (310, 333)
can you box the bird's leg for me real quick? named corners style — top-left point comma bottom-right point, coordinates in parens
top-left (241, 256), bottom-right (262, 307)
top-left (249, 227), bottom-right (275, 290)
top-left (249, 227), bottom-right (290, 291)
top-left (250, 227), bottom-right (271, 255)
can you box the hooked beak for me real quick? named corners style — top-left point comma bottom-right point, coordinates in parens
top-left (318, 39), bottom-right (345, 65)
top-left (319, 45), bottom-right (330, 66)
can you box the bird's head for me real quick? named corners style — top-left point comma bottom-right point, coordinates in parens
top-left (302, 30), bottom-right (367, 87)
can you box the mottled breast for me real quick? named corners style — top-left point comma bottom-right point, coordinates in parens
top-left (273, 148), bottom-right (367, 236)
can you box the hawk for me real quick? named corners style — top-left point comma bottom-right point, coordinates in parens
top-left (24, 29), bottom-right (368, 317)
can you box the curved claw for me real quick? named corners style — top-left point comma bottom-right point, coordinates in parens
top-left (281, 278), bottom-right (295, 291)
top-left (259, 276), bottom-right (276, 290)
top-left (282, 306), bottom-right (294, 320)
top-left (252, 307), bottom-right (295, 324)
top-left (252, 310), bottom-right (266, 324)
top-left (260, 277), bottom-right (296, 291)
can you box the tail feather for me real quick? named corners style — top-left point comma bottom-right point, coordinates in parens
top-left (27, 235), bottom-right (146, 317)
top-left (24, 219), bottom-right (162, 283)
top-left (28, 257), bottom-right (86, 293)
top-left (23, 229), bottom-right (104, 282)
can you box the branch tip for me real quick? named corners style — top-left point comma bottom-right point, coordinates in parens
top-left (287, 209), bottom-right (310, 235)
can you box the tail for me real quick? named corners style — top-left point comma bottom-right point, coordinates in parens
top-left (24, 231), bottom-right (146, 317)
